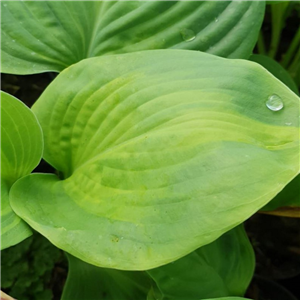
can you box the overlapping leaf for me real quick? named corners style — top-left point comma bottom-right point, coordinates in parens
top-left (1, 91), bottom-right (43, 249)
top-left (62, 254), bottom-right (150, 300)
top-left (10, 50), bottom-right (299, 270)
top-left (1, 1), bottom-right (265, 74)
top-left (147, 225), bottom-right (254, 299)
top-left (62, 226), bottom-right (253, 300)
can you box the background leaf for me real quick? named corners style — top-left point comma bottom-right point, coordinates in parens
top-left (260, 175), bottom-right (300, 215)
top-left (147, 225), bottom-right (255, 299)
top-left (61, 254), bottom-right (150, 300)
top-left (1, 233), bottom-right (63, 300)
top-left (10, 50), bottom-right (299, 270)
top-left (1, 1), bottom-right (265, 74)
top-left (1, 91), bottom-right (43, 249)
top-left (266, 0), bottom-right (300, 4)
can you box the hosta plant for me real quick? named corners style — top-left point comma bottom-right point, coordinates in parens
top-left (1, 1), bottom-right (299, 300)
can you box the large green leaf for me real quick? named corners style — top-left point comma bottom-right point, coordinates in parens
top-left (62, 226), bottom-right (253, 300)
top-left (1, 1), bottom-right (265, 74)
top-left (147, 225), bottom-right (254, 299)
top-left (10, 50), bottom-right (299, 270)
top-left (249, 54), bottom-right (300, 214)
top-left (261, 175), bottom-right (300, 212)
top-left (1, 91), bottom-right (43, 249)
top-left (62, 254), bottom-right (150, 300)
top-left (249, 54), bottom-right (299, 95)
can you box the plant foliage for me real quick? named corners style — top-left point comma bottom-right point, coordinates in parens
top-left (1, 1), bottom-right (299, 299)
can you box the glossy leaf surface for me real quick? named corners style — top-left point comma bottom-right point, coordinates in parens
top-left (250, 54), bottom-right (299, 95)
top-left (1, 91), bottom-right (43, 249)
top-left (249, 54), bottom-right (300, 213)
top-left (10, 50), bottom-right (299, 270)
top-left (1, 1), bottom-right (265, 74)
top-left (147, 226), bottom-right (254, 299)
top-left (261, 175), bottom-right (300, 212)
top-left (62, 254), bottom-right (150, 300)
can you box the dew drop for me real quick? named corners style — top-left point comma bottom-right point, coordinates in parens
top-left (266, 94), bottom-right (284, 111)
top-left (12, 39), bottom-right (15, 43)
top-left (3, 3), bottom-right (7, 7)
top-left (214, 17), bottom-right (218, 22)
top-left (180, 29), bottom-right (196, 42)
top-left (31, 52), bottom-right (36, 56)
top-left (285, 122), bottom-right (292, 126)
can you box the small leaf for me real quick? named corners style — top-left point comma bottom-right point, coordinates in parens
top-left (147, 226), bottom-right (255, 299)
top-left (10, 50), bottom-right (299, 270)
top-left (1, 1), bottom-right (265, 74)
top-left (1, 91), bottom-right (43, 249)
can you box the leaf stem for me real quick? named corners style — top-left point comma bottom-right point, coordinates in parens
top-left (257, 31), bottom-right (267, 55)
top-left (268, 3), bottom-right (289, 59)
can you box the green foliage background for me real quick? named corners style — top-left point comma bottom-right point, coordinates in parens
top-left (1, 233), bottom-right (65, 300)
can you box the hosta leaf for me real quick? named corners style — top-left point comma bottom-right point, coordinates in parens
top-left (62, 226), bottom-right (253, 300)
top-left (62, 254), bottom-right (150, 300)
top-left (147, 225), bottom-right (254, 299)
top-left (261, 175), bottom-right (300, 212)
top-left (249, 54), bottom-right (299, 95)
top-left (10, 50), bottom-right (299, 270)
top-left (1, 1), bottom-right (265, 74)
top-left (249, 54), bottom-right (300, 214)
top-left (1, 91), bottom-right (43, 249)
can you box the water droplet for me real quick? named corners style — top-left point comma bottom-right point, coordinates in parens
top-left (180, 29), bottom-right (196, 42)
top-left (285, 122), bottom-right (292, 126)
top-left (3, 3), bottom-right (7, 7)
top-left (214, 17), bottom-right (218, 22)
top-left (266, 94), bottom-right (283, 111)
top-left (31, 52), bottom-right (36, 56)
top-left (12, 39), bottom-right (15, 43)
